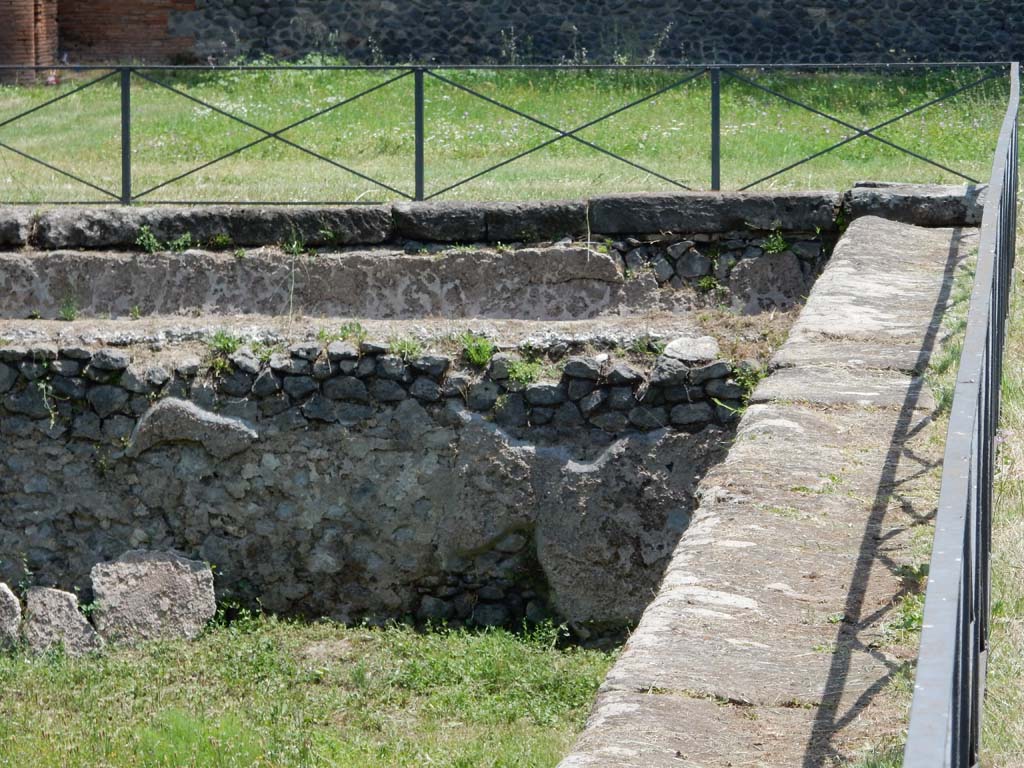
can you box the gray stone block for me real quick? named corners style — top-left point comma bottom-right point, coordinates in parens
top-left (127, 398), bottom-right (257, 458)
top-left (22, 587), bottom-right (103, 656)
top-left (90, 550), bottom-right (216, 643)
top-left (0, 583), bottom-right (20, 648)
top-left (0, 208), bottom-right (31, 247)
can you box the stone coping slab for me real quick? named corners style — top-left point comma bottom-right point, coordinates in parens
top-left (559, 214), bottom-right (969, 765)
top-left (0, 185), bottom-right (983, 250)
top-left (846, 181), bottom-right (986, 227)
top-left (773, 216), bottom-right (976, 374)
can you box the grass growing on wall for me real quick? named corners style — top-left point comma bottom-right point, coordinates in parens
top-left (0, 61), bottom-right (1008, 203)
top-left (0, 614), bottom-right (615, 768)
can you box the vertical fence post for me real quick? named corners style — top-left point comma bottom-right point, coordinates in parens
top-left (414, 67), bottom-right (425, 201)
top-left (710, 67), bottom-right (721, 191)
top-left (120, 67), bottom-right (132, 205)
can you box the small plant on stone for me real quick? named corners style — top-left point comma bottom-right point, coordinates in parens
top-left (36, 380), bottom-right (58, 428)
top-left (494, 241), bottom-right (514, 253)
top-left (58, 296), bottom-right (78, 322)
top-left (251, 341), bottom-right (281, 363)
top-left (209, 356), bottom-right (232, 378)
top-left (16, 556), bottom-right (34, 597)
top-left (234, 248), bottom-right (246, 260)
top-left (338, 321), bottom-right (368, 346)
top-left (732, 362), bottom-right (767, 404)
top-left (628, 335), bottom-right (666, 357)
top-left (168, 232), bottom-right (194, 253)
top-left (129, 305), bottom-right (142, 320)
top-left (135, 225), bottom-right (162, 254)
top-left (207, 233), bottom-right (234, 250)
top-left (77, 598), bottom-right (98, 619)
top-left (317, 228), bottom-right (336, 243)
top-left (507, 360), bottom-right (543, 388)
top-left (459, 332), bottom-right (496, 368)
top-left (390, 337), bottom-right (424, 361)
top-left (696, 275), bottom-right (720, 294)
top-left (208, 330), bottom-right (243, 357)
top-left (283, 236), bottom-right (305, 256)
top-left (762, 228), bottom-right (789, 255)
top-left (94, 449), bottom-right (111, 476)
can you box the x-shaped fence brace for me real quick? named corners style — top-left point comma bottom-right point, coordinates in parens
top-left (0, 65), bottom-right (1006, 204)
top-left (130, 68), bottom-right (415, 201)
top-left (0, 69), bottom-right (121, 202)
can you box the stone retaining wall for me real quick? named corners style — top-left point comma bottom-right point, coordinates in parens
top-left (0, 334), bottom-right (737, 635)
top-left (0, 185), bottom-right (983, 639)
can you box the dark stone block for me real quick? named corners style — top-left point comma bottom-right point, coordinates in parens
top-left (323, 376), bottom-right (370, 402)
top-left (370, 379), bottom-right (407, 402)
top-left (484, 200), bottom-right (588, 242)
top-left (589, 192), bottom-right (841, 235)
top-left (393, 201), bottom-right (487, 242)
top-left (282, 375), bottom-right (319, 400)
top-left (87, 385), bottom-right (130, 419)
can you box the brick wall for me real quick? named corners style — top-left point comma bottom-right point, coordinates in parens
top-left (0, 0), bottom-right (58, 82)
top-left (56, 0), bottom-right (196, 62)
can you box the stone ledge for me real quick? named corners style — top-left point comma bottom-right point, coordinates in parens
top-left (588, 191), bottom-right (842, 235)
top-left (32, 205), bottom-right (394, 250)
top-left (1, 186), bottom-right (985, 252)
top-left (844, 181), bottom-right (986, 227)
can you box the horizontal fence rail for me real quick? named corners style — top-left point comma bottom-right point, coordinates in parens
top-left (904, 61), bottom-right (1019, 768)
top-left (0, 62), bottom-right (1012, 204)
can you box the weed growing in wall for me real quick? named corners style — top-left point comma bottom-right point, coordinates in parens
top-left (57, 297), bottom-right (77, 322)
top-left (167, 233), bottom-right (195, 253)
top-left (459, 332), bottom-right (496, 368)
top-left (507, 360), bottom-right (543, 387)
top-left (762, 229), bottom-right (789, 255)
top-left (208, 330), bottom-right (243, 357)
top-left (390, 338), bottom-right (424, 361)
top-left (135, 226), bottom-right (162, 254)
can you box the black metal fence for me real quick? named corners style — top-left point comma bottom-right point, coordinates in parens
top-left (903, 62), bottom-right (1019, 768)
top-left (0, 62), bottom-right (1010, 204)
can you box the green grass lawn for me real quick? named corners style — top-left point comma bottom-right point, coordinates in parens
top-left (982, 228), bottom-right (1024, 765)
top-left (0, 63), bottom-right (1009, 203)
top-left (0, 615), bottom-right (614, 768)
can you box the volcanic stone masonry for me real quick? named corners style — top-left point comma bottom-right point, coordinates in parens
top-left (0, 331), bottom-right (747, 636)
top-left (43, 1), bottom-right (1024, 66)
